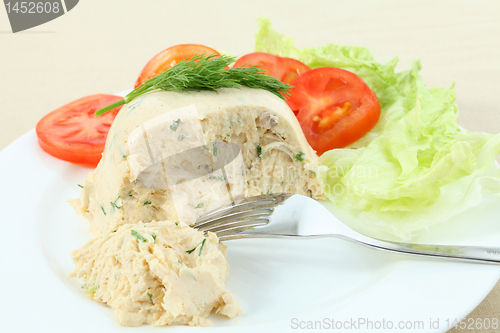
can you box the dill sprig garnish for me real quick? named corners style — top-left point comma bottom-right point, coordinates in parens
top-left (95, 54), bottom-right (291, 116)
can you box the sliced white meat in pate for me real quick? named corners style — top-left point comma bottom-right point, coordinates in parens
top-left (70, 87), bottom-right (325, 237)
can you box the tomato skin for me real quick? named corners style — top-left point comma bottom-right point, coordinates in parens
top-left (287, 67), bottom-right (381, 155)
top-left (279, 57), bottom-right (311, 84)
top-left (233, 52), bottom-right (310, 84)
top-left (135, 44), bottom-right (220, 88)
top-left (233, 52), bottom-right (282, 77)
top-left (36, 94), bottom-right (123, 167)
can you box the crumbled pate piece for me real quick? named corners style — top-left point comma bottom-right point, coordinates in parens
top-left (69, 221), bottom-right (241, 327)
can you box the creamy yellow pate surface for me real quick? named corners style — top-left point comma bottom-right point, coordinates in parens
top-left (71, 87), bottom-right (325, 237)
top-left (69, 221), bottom-right (241, 327)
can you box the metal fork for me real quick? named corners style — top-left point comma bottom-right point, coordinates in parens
top-left (193, 193), bottom-right (500, 264)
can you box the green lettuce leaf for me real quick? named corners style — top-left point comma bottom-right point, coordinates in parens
top-left (255, 18), bottom-right (500, 239)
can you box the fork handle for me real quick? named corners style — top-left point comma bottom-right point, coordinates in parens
top-left (220, 233), bottom-right (500, 264)
top-left (338, 234), bottom-right (500, 264)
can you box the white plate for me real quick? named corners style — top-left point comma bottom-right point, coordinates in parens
top-left (2, 128), bottom-right (500, 333)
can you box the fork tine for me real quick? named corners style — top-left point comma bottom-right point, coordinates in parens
top-left (195, 208), bottom-right (274, 231)
top-left (207, 218), bottom-right (270, 237)
top-left (194, 198), bottom-right (274, 225)
top-left (194, 193), bottom-right (293, 226)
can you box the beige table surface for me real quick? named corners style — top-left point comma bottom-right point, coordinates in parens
top-left (1, 0), bottom-right (499, 331)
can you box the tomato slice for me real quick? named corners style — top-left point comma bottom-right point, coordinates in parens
top-left (279, 57), bottom-right (311, 84)
top-left (36, 94), bottom-right (124, 167)
top-left (287, 67), bottom-right (381, 155)
top-left (233, 52), bottom-right (282, 78)
top-left (135, 44), bottom-right (220, 88)
top-left (233, 52), bottom-right (310, 84)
